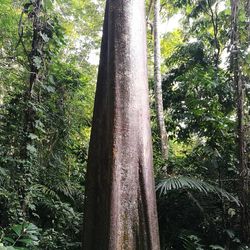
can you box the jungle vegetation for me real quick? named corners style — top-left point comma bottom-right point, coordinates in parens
top-left (0, 0), bottom-right (250, 249)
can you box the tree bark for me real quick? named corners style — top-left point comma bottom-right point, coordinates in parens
top-left (154, 0), bottom-right (168, 162)
top-left (83, 0), bottom-right (160, 249)
top-left (230, 0), bottom-right (250, 243)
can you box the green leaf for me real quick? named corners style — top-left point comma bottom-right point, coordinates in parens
top-left (3, 237), bottom-right (15, 244)
top-left (209, 245), bottom-right (224, 250)
top-left (26, 145), bottom-right (37, 154)
top-left (224, 229), bottom-right (235, 239)
top-left (44, 85), bottom-right (55, 93)
top-left (5, 247), bottom-right (17, 250)
top-left (12, 224), bottom-right (22, 237)
top-left (28, 133), bottom-right (38, 140)
top-left (39, 32), bottom-right (50, 42)
top-left (33, 56), bottom-right (42, 69)
top-left (48, 75), bottom-right (55, 84)
top-left (18, 239), bottom-right (33, 245)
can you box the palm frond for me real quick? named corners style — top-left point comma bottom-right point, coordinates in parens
top-left (156, 176), bottom-right (240, 205)
top-left (53, 181), bottom-right (80, 199)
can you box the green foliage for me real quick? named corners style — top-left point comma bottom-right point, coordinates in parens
top-left (0, 0), bottom-right (250, 249)
top-left (0, 0), bottom-right (100, 249)
top-left (153, 0), bottom-right (250, 249)
top-left (0, 222), bottom-right (40, 249)
top-left (179, 231), bottom-right (205, 250)
top-left (156, 176), bottom-right (239, 205)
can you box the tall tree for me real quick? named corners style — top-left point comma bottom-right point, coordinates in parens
top-left (230, 0), bottom-right (250, 242)
top-left (18, 0), bottom-right (44, 217)
top-left (83, 0), bottom-right (160, 249)
top-left (154, 0), bottom-right (169, 163)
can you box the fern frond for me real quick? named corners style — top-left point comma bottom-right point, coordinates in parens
top-left (30, 184), bottom-right (60, 200)
top-left (52, 181), bottom-right (83, 200)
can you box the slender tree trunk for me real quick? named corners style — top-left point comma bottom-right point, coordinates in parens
top-left (154, 0), bottom-right (168, 163)
top-left (83, 0), bottom-right (160, 249)
top-left (237, 74), bottom-right (249, 242)
top-left (19, 0), bottom-right (43, 217)
top-left (22, 0), bottom-right (43, 149)
top-left (21, 0), bottom-right (43, 161)
top-left (246, 0), bottom-right (250, 40)
top-left (230, 0), bottom-right (250, 242)
top-left (208, 1), bottom-right (229, 236)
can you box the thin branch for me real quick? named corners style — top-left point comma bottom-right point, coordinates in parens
top-left (16, 10), bottom-right (31, 64)
top-left (147, 0), bottom-right (154, 22)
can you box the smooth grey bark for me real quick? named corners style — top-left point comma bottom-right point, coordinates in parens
top-left (153, 0), bottom-right (168, 161)
top-left (83, 0), bottom-right (160, 249)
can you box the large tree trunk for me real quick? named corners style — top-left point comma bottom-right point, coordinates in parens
top-left (230, 0), bottom-right (250, 243)
top-left (154, 0), bottom-right (168, 162)
top-left (82, 0), bottom-right (160, 249)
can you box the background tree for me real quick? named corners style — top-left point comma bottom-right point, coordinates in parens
top-left (154, 0), bottom-right (169, 165)
top-left (230, 0), bottom-right (250, 242)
